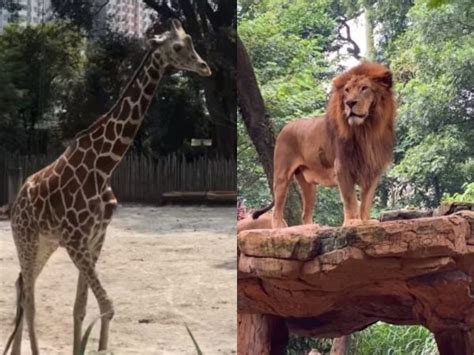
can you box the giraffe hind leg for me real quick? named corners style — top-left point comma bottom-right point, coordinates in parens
top-left (3, 274), bottom-right (23, 355)
top-left (9, 232), bottom-right (58, 355)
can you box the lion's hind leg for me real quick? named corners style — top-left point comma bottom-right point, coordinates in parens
top-left (272, 174), bottom-right (290, 229)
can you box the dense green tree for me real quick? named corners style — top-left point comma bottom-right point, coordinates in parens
top-left (49, 0), bottom-right (236, 158)
top-left (50, 0), bottom-right (98, 33)
top-left (0, 22), bottom-right (84, 154)
top-left (58, 30), bottom-right (210, 157)
top-left (143, 0), bottom-right (237, 158)
top-left (388, 0), bottom-right (474, 207)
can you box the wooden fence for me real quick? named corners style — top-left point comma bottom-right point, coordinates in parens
top-left (0, 151), bottom-right (236, 205)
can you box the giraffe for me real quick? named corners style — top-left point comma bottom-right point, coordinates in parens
top-left (3, 19), bottom-right (211, 355)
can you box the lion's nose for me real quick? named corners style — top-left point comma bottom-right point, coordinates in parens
top-left (346, 100), bottom-right (358, 108)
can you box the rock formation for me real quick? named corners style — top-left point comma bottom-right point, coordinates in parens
top-left (237, 209), bottom-right (474, 355)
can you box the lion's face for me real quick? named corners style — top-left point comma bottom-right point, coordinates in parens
top-left (342, 76), bottom-right (376, 126)
top-left (328, 62), bottom-right (395, 139)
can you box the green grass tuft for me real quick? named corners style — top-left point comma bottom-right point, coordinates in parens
top-left (352, 323), bottom-right (438, 355)
top-left (185, 323), bottom-right (203, 355)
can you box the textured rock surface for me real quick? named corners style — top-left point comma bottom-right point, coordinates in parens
top-left (238, 212), bottom-right (474, 341)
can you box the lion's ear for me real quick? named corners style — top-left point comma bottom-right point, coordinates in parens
top-left (374, 70), bottom-right (393, 89)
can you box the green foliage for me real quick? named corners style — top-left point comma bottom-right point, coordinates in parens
top-left (442, 182), bottom-right (474, 203)
top-left (352, 323), bottom-right (437, 355)
top-left (79, 314), bottom-right (102, 355)
top-left (0, 21), bottom-right (212, 157)
top-left (58, 31), bottom-right (144, 141)
top-left (79, 313), bottom-right (114, 355)
top-left (425, 0), bottom-right (455, 8)
top-left (185, 323), bottom-right (203, 355)
top-left (239, 0), bottom-right (335, 124)
top-left (287, 335), bottom-right (331, 354)
top-left (0, 22), bottom-right (85, 154)
top-left (388, 0), bottom-right (474, 207)
top-left (314, 187), bottom-right (343, 226)
top-left (51, 0), bottom-right (97, 33)
top-left (60, 30), bottom-right (211, 157)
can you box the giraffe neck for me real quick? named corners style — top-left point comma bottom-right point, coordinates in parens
top-left (67, 49), bottom-right (167, 177)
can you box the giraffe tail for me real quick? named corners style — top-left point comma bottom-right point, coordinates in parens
top-left (251, 201), bottom-right (275, 220)
top-left (3, 273), bottom-right (23, 355)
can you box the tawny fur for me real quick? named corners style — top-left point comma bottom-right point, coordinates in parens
top-left (270, 62), bottom-right (396, 228)
top-left (237, 213), bottom-right (274, 233)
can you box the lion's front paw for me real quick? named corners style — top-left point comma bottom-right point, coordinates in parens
top-left (363, 219), bottom-right (380, 225)
top-left (343, 218), bottom-right (379, 227)
top-left (343, 218), bottom-right (362, 227)
top-left (272, 219), bottom-right (287, 229)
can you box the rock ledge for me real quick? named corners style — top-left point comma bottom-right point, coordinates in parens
top-left (237, 212), bottom-right (474, 354)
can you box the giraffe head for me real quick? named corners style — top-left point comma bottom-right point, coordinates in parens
top-left (148, 19), bottom-right (212, 77)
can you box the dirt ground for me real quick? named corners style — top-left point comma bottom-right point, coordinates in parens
top-left (0, 205), bottom-right (236, 355)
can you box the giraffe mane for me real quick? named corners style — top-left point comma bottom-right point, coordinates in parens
top-left (73, 49), bottom-right (154, 141)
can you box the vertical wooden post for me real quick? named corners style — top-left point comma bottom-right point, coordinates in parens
top-left (8, 167), bottom-right (23, 205)
top-left (330, 335), bottom-right (352, 355)
top-left (238, 313), bottom-right (288, 355)
top-left (434, 329), bottom-right (474, 355)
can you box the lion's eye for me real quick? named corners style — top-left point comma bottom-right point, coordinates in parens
top-left (361, 86), bottom-right (368, 91)
top-left (173, 43), bottom-right (183, 52)
top-left (344, 87), bottom-right (350, 93)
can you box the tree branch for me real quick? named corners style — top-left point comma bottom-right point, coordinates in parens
top-left (337, 17), bottom-right (361, 59)
top-left (92, 0), bottom-right (110, 16)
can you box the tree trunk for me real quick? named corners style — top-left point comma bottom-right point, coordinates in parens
top-left (434, 329), bottom-right (474, 355)
top-left (364, 7), bottom-right (376, 60)
top-left (237, 313), bottom-right (288, 355)
top-left (236, 34), bottom-right (302, 225)
top-left (236, 35), bottom-right (301, 224)
top-left (236, 34), bottom-right (275, 190)
top-left (330, 335), bottom-right (351, 355)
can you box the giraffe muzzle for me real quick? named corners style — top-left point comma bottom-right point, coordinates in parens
top-left (198, 62), bottom-right (212, 77)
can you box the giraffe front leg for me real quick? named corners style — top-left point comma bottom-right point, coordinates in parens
top-left (73, 274), bottom-right (88, 355)
top-left (67, 242), bottom-right (114, 352)
top-left (72, 233), bottom-right (105, 355)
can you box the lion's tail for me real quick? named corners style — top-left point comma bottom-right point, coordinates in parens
top-left (3, 273), bottom-right (24, 355)
top-left (251, 201), bottom-right (275, 220)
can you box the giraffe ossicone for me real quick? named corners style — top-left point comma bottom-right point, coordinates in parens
top-left (3, 19), bottom-right (210, 355)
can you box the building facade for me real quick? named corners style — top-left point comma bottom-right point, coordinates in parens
top-left (94, 0), bottom-right (154, 37)
top-left (0, 0), bottom-right (154, 37)
top-left (0, 0), bottom-right (52, 32)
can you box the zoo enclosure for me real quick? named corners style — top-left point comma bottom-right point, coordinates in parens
top-left (0, 151), bottom-right (236, 205)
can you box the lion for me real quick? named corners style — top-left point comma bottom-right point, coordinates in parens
top-left (261, 62), bottom-right (396, 228)
top-left (237, 203), bottom-right (287, 233)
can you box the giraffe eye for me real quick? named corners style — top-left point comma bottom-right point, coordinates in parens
top-left (173, 43), bottom-right (183, 52)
